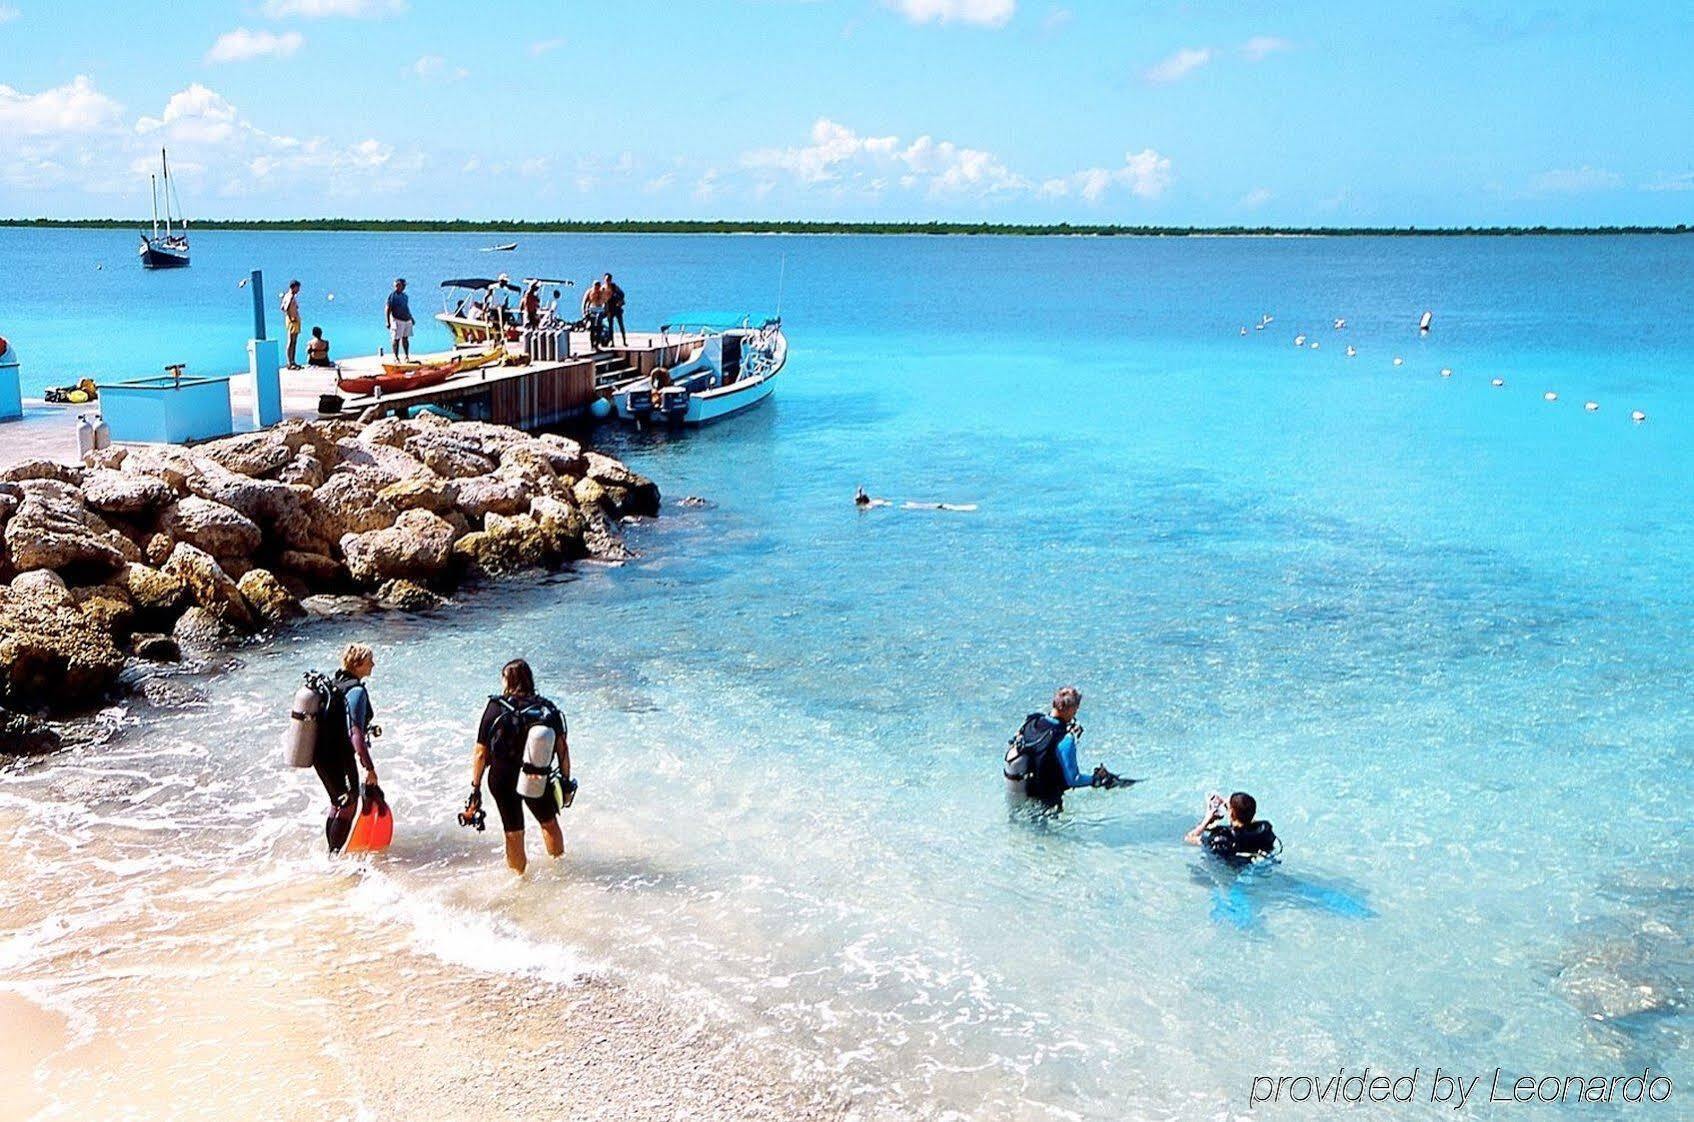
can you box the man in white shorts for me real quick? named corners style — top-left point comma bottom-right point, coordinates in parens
top-left (385, 277), bottom-right (414, 360)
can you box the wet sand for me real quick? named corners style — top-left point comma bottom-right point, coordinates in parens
top-left (0, 817), bottom-right (862, 1121)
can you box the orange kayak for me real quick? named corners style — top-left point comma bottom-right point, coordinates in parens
top-left (338, 359), bottom-right (460, 396)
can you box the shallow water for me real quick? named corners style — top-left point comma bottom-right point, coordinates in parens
top-left (3, 232), bottom-right (1693, 1118)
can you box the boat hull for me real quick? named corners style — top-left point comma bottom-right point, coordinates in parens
top-left (139, 241), bottom-right (190, 269)
top-left (614, 325), bottom-right (786, 425)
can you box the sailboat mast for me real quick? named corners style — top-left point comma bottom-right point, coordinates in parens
top-left (150, 174), bottom-right (160, 239)
top-left (161, 149), bottom-right (173, 238)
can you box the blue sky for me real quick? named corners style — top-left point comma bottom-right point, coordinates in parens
top-left (2, 0), bottom-right (1692, 224)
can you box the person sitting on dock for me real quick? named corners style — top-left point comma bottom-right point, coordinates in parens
top-left (306, 326), bottom-right (332, 368)
top-left (602, 273), bottom-right (627, 346)
top-left (386, 278), bottom-right (414, 361)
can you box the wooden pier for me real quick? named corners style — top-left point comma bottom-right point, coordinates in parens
top-left (1, 329), bottom-right (703, 471)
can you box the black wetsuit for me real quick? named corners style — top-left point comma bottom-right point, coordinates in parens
top-left (478, 694), bottom-right (566, 832)
top-left (313, 670), bottom-right (372, 808)
top-left (1201, 820), bottom-right (1277, 865)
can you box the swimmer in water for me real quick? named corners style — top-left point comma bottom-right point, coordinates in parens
top-left (855, 486), bottom-right (890, 509)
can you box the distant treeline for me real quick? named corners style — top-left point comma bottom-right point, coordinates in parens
top-left (2, 218), bottom-right (1690, 236)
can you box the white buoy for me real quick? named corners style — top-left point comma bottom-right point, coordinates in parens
top-left (1240, 326), bottom-right (1248, 336)
top-left (1440, 367), bottom-right (1452, 377)
top-left (1262, 314), bottom-right (1274, 324)
top-left (237, 278), bottom-right (248, 288)
top-left (1333, 318), bottom-right (1346, 329)
top-left (327, 293), bottom-right (336, 301)
top-left (1310, 341), bottom-right (1320, 349)
top-left (1294, 334), bottom-right (1307, 346)
top-left (1544, 391), bottom-right (1558, 402)
top-left (1346, 345), bottom-right (1357, 357)
top-left (1419, 310), bottom-right (1433, 332)
top-left (1393, 357), bottom-right (1404, 366)
top-left (1631, 410), bottom-right (1647, 423)
top-left (1584, 401), bottom-right (1599, 412)
top-left (1491, 378), bottom-right (1505, 387)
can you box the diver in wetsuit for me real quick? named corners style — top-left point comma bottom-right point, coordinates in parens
top-left (315, 643), bottom-right (379, 852)
top-left (466, 658), bottom-right (572, 875)
top-left (1185, 791), bottom-right (1277, 863)
top-left (1004, 686), bottom-right (1127, 811)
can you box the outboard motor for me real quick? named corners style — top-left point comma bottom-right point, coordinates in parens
top-left (517, 724), bottom-right (557, 799)
top-left (625, 386), bottom-right (654, 418)
top-left (658, 385), bottom-right (690, 420)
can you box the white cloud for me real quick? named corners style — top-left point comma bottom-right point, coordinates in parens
top-left (0, 6), bottom-right (19, 23)
top-left (261, 0), bottom-right (404, 17)
top-left (1241, 35), bottom-right (1293, 60)
top-left (136, 84), bottom-right (241, 143)
top-left (693, 169), bottom-right (720, 201)
top-left (1145, 46), bottom-right (1212, 84)
top-left (886, 0), bottom-right (1014, 28)
top-left (1641, 172), bottom-right (1694, 193)
top-left (529, 37), bottom-right (567, 57)
top-left (409, 55), bottom-right (469, 81)
top-left (207, 28), bottom-right (304, 63)
top-left (744, 118), bottom-right (900, 184)
top-left (1529, 166), bottom-right (1622, 194)
top-left (0, 75), bottom-right (124, 136)
top-left (1240, 186), bottom-right (1273, 209)
top-left (1044, 149), bottom-right (1174, 202)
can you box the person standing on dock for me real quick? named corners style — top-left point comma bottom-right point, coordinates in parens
top-left (602, 273), bottom-right (627, 346)
top-left (386, 277), bottom-right (414, 361)
top-left (581, 279), bottom-right (607, 348)
top-left (281, 279), bottom-right (303, 370)
top-left (522, 280), bottom-right (542, 330)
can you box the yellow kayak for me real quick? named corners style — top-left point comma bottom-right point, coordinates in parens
top-left (382, 345), bottom-right (503, 377)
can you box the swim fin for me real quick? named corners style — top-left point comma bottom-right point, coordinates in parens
top-left (346, 783), bottom-right (394, 853)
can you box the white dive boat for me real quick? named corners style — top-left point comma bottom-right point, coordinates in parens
top-left (138, 148), bottom-right (189, 269)
top-left (614, 314), bottom-right (787, 426)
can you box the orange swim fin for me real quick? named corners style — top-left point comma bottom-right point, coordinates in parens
top-left (346, 783), bottom-right (394, 853)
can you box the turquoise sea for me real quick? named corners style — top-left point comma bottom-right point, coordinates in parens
top-left (2, 230), bottom-right (1692, 1118)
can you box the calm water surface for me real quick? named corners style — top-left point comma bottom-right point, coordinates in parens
top-left (1, 231), bottom-right (1691, 1119)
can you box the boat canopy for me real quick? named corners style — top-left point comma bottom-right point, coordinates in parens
top-left (523, 276), bottom-right (575, 288)
top-left (440, 277), bottom-right (522, 292)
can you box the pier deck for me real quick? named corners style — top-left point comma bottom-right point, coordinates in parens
top-left (0, 330), bottom-right (700, 471)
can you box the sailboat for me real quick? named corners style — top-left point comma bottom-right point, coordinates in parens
top-left (138, 148), bottom-right (190, 269)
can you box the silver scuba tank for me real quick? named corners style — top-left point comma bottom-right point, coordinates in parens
top-left (283, 682), bottom-right (321, 768)
top-left (516, 724), bottom-right (556, 799)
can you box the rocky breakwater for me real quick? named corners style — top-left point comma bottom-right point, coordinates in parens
top-left (0, 413), bottom-right (658, 753)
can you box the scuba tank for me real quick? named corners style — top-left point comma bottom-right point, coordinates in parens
top-left (75, 414), bottom-right (95, 458)
top-left (283, 677), bottom-right (325, 768)
top-left (516, 724), bottom-right (557, 799)
top-left (92, 415), bottom-right (111, 450)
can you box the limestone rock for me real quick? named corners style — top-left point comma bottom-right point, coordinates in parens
top-left (186, 466), bottom-right (318, 551)
top-left (0, 708), bottom-right (62, 755)
top-left (573, 476), bottom-right (609, 512)
top-left (0, 482), bottom-right (20, 524)
top-left (581, 507), bottom-right (631, 561)
top-left (531, 433), bottom-right (588, 478)
top-left (82, 446), bottom-right (128, 470)
top-left (333, 440), bottom-right (436, 487)
top-left (116, 562), bottom-right (189, 615)
top-left (11, 568), bottom-right (71, 604)
top-left (129, 633), bottom-right (182, 663)
top-left (0, 460), bottom-right (84, 487)
top-left (403, 432), bottom-right (497, 479)
top-left (585, 452), bottom-right (660, 516)
top-left (378, 477), bottom-right (461, 516)
top-left (162, 496), bottom-right (263, 561)
top-left (200, 432), bottom-right (293, 478)
top-left (4, 479), bottom-right (130, 578)
top-left (82, 468), bottom-right (175, 515)
top-left (530, 495), bottom-right (587, 560)
top-left (452, 512), bottom-right (551, 576)
top-left (172, 605), bottom-right (238, 649)
top-left (276, 549), bottom-right (345, 586)
top-left (0, 584), bottom-right (126, 711)
top-left (237, 568), bottom-right (304, 627)
top-left (72, 584), bottom-right (135, 639)
top-left (119, 445), bottom-right (198, 495)
top-left (308, 472), bottom-right (398, 543)
top-left (377, 578), bottom-right (447, 612)
top-left (161, 542), bottom-right (254, 631)
top-left (275, 451), bottom-right (325, 489)
top-left (457, 475), bottom-right (531, 520)
top-left (300, 594), bottom-right (373, 620)
top-left (358, 416), bottom-right (415, 448)
top-left (339, 509), bottom-right (456, 586)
